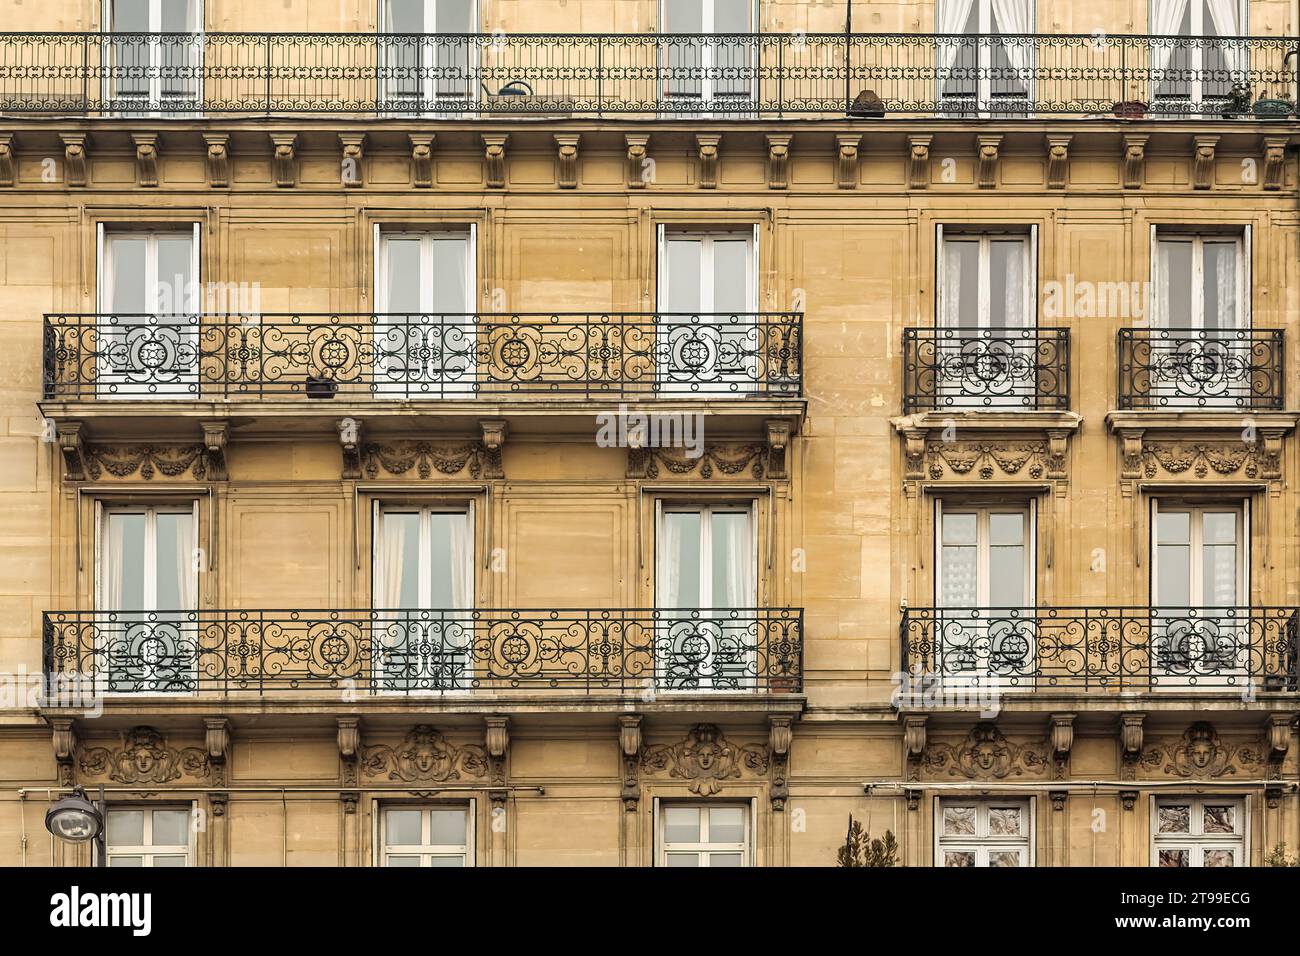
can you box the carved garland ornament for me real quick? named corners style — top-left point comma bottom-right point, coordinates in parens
top-left (362, 441), bottom-right (501, 480)
top-left (920, 724), bottom-right (1049, 780)
top-left (79, 727), bottom-right (211, 784)
top-left (360, 726), bottom-right (489, 783)
top-left (85, 444), bottom-right (210, 480)
top-left (641, 724), bottom-right (769, 796)
top-left (628, 444), bottom-right (766, 480)
top-left (1138, 722), bottom-right (1264, 779)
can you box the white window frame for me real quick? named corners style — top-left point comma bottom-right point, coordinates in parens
top-left (656, 801), bottom-right (752, 867)
top-left (377, 0), bottom-right (479, 113)
top-left (658, 0), bottom-right (759, 108)
top-left (105, 804), bottom-right (196, 867)
top-left (1151, 795), bottom-right (1247, 867)
top-left (935, 797), bottom-right (1034, 867)
top-left (373, 224), bottom-right (477, 398)
top-left (377, 801), bottom-right (476, 867)
top-left (102, 0), bottom-right (205, 115)
top-left (96, 223), bottom-right (202, 400)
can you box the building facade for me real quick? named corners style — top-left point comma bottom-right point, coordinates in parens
top-left (0, 0), bottom-right (1297, 867)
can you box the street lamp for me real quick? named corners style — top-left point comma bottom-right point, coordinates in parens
top-left (44, 785), bottom-right (106, 866)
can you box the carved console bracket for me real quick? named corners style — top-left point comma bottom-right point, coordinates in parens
top-left (696, 134), bottom-right (720, 188)
top-left (836, 134), bottom-right (861, 189)
top-left (52, 718), bottom-right (77, 787)
top-left (1193, 135), bottom-right (1218, 190)
top-left (555, 133), bottom-right (580, 189)
top-left (768, 716), bottom-right (792, 811)
top-left (976, 135), bottom-right (1001, 188)
top-left (625, 134), bottom-right (650, 188)
top-left (270, 133), bottom-right (297, 187)
top-left (0, 133), bottom-right (13, 187)
top-left (1045, 135), bottom-right (1071, 189)
top-left (1119, 712), bottom-right (1145, 781)
top-left (619, 715), bottom-right (642, 810)
top-left (60, 133), bottom-right (88, 187)
top-left (132, 133), bottom-right (159, 187)
top-left (1122, 135), bottom-right (1147, 189)
top-left (766, 134), bottom-right (791, 189)
top-left (203, 133), bottom-right (229, 187)
top-left (483, 134), bottom-right (508, 188)
top-left (57, 421), bottom-right (87, 482)
top-left (201, 421), bottom-right (229, 481)
top-left (338, 417), bottom-right (362, 480)
top-left (907, 135), bottom-right (931, 189)
top-left (339, 133), bottom-right (366, 187)
top-left (409, 133), bottom-right (435, 187)
top-left (1049, 713), bottom-right (1075, 780)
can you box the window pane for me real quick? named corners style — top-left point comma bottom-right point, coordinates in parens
top-left (1158, 805), bottom-right (1191, 833)
top-left (665, 239), bottom-right (703, 313)
top-left (151, 809), bottom-right (189, 846)
top-left (663, 806), bottom-right (700, 843)
top-left (428, 808), bottom-right (467, 846)
top-left (385, 809), bottom-right (423, 846)
top-left (712, 240), bottom-right (749, 314)
top-left (708, 806), bottom-right (746, 844)
top-left (107, 809), bottom-right (144, 846)
top-left (709, 852), bottom-right (743, 867)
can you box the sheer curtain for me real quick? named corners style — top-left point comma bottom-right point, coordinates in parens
top-left (1151, 0), bottom-right (1192, 81)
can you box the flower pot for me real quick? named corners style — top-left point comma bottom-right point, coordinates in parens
top-left (1112, 100), bottom-right (1148, 119)
top-left (1253, 98), bottom-right (1294, 119)
top-left (305, 376), bottom-right (337, 399)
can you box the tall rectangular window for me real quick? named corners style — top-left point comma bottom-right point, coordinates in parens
top-left (658, 803), bottom-right (750, 866)
top-left (106, 806), bottom-right (193, 866)
top-left (374, 227), bottom-right (475, 396)
top-left (380, 804), bottom-right (473, 866)
top-left (1153, 797), bottom-right (1245, 867)
top-left (104, 0), bottom-right (203, 113)
top-left (373, 504), bottom-right (474, 692)
top-left (936, 799), bottom-right (1032, 867)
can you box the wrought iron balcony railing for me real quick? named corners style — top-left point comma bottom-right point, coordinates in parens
top-left (1117, 328), bottom-right (1284, 410)
top-left (42, 312), bottom-right (802, 400)
top-left (902, 327), bottom-right (1070, 413)
top-left (42, 608), bottom-right (804, 697)
top-left (1, 32), bottom-right (1296, 118)
top-left (901, 606), bottom-right (1298, 693)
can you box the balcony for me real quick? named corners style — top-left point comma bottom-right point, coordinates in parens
top-left (1117, 328), bottom-right (1284, 410)
top-left (2, 32), bottom-right (1296, 119)
top-left (41, 607), bottom-right (803, 699)
top-left (901, 606), bottom-right (1298, 694)
top-left (42, 312), bottom-right (802, 402)
top-left (902, 327), bottom-right (1070, 413)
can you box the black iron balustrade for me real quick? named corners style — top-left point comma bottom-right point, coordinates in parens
top-left (42, 607), bottom-right (804, 696)
top-left (42, 312), bottom-right (802, 400)
top-left (900, 606), bottom-right (1298, 692)
top-left (0, 32), bottom-right (1295, 117)
top-left (1117, 327), bottom-right (1284, 410)
top-left (902, 327), bottom-right (1069, 413)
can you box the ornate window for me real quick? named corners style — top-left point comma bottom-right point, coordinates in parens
top-left (106, 806), bottom-right (193, 866)
top-left (657, 803), bottom-right (750, 867)
top-left (1152, 796), bottom-right (1246, 867)
top-left (936, 798), bottom-right (1032, 867)
top-left (380, 804), bottom-right (474, 866)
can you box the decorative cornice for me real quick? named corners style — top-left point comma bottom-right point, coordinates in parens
top-left (361, 726), bottom-right (489, 783)
top-left (79, 727), bottom-right (211, 784)
top-left (641, 724), bottom-right (769, 796)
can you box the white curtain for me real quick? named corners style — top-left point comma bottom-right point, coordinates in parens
top-left (1204, 0), bottom-right (1244, 79)
top-left (1151, 0), bottom-right (1192, 80)
top-left (990, 0), bottom-right (1031, 85)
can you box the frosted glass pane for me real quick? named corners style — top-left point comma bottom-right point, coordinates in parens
top-left (712, 240), bottom-right (749, 314)
top-left (385, 239), bottom-right (423, 313)
top-left (665, 239), bottom-right (702, 313)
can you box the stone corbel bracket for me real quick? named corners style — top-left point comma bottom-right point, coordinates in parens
top-left (907, 135), bottom-right (931, 189)
top-left (409, 133), bottom-right (435, 187)
top-left (203, 133), bottom-right (230, 188)
top-left (619, 715), bottom-right (642, 810)
top-left (625, 134), bottom-right (650, 188)
top-left (337, 717), bottom-right (360, 789)
top-left (1049, 713), bottom-right (1075, 780)
top-left (903, 715), bottom-right (927, 782)
top-left (1122, 134), bottom-right (1147, 189)
top-left (1193, 135), bottom-right (1218, 190)
top-left (52, 718), bottom-right (77, 787)
top-left (836, 134), bottom-right (861, 189)
top-left (485, 716), bottom-right (509, 789)
top-left (132, 133), bottom-right (159, 187)
top-left (201, 420), bottom-right (229, 481)
top-left (483, 134), bottom-right (508, 188)
top-left (60, 133), bottom-right (88, 187)
top-left (765, 419), bottom-right (792, 480)
top-left (555, 133), bottom-right (580, 189)
top-left (766, 134), bottom-right (791, 189)
top-left (340, 133), bottom-right (366, 188)
top-left (1119, 713), bottom-right (1145, 781)
top-left (479, 419), bottom-right (507, 479)
top-left (696, 134), bottom-right (720, 189)
top-left (0, 133), bottom-right (15, 187)
top-left (338, 417), bottom-right (362, 480)
top-left (768, 716), bottom-right (792, 811)
top-left (976, 134), bottom-right (1001, 188)
top-left (204, 717), bottom-right (230, 788)
top-left (57, 421), bottom-right (87, 482)
top-left (270, 133), bottom-right (297, 188)
top-left (1262, 135), bottom-right (1287, 191)
top-left (1045, 135), bottom-right (1071, 189)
